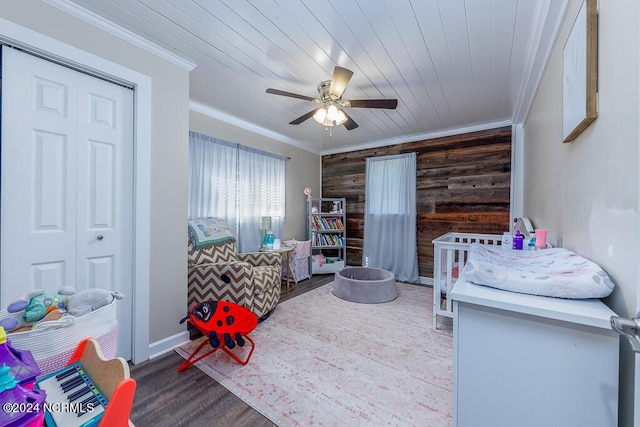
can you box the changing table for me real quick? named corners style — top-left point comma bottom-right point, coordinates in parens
top-left (450, 279), bottom-right (619, 427)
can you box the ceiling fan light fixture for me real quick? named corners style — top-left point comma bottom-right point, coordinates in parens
top-left (314, 105), bottom-right (346, 127)
top-left (315, 104), bottom-right (346, 127)
top-left (313, 107), bottom-right (327, 124)
top-left (326, 104), bottom-right (340, 121)
top-left (334, 109), bottom-right (347, 125)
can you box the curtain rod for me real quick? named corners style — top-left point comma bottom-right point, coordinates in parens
top-left (189, 130), bottom-right (288, 161)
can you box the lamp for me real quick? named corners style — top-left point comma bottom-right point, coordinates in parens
top-left (313, 104), bottom-right (347, 127)
top-left (260, 216), bottom-right (273, 249)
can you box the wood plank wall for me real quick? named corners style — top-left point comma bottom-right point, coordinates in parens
top-left (321, 126), bottom-right (511, 279)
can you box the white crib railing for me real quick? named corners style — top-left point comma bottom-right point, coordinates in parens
top-left (432, 232), bottom-right (503, 329)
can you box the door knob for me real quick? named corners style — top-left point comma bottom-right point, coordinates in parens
top-left (97, 234), bottom-right (104, 240)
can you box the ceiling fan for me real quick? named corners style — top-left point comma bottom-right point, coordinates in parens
top-left (266, 66), bottom-right (398, 132)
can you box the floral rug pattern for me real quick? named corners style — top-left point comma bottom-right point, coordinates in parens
top-left (176, 282), bottom-right (453, 426)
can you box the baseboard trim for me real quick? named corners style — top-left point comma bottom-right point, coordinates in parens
top-left (148, 331), bottom-right (190, 360)
top-left (419, 276), bottom-right (434, 286)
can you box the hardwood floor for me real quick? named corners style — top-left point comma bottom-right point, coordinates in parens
top-left (129, 274), bottom-right (333, 427)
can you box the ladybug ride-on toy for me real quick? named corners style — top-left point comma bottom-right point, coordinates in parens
top-left (178, 300), bottom-right (258, 371)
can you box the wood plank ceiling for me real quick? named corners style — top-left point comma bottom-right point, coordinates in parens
top-left (53, 0), bottom-right (567, 154)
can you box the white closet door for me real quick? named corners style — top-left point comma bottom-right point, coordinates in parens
top-left (1, 47), bottom-right (134, 360)
top-left (1, 48), bottom-right (80, 295)
top-left (76, 71), bottom-right (134, 359)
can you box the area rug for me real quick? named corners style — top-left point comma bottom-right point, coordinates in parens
top-left (176, 282), bottom-right (453, 426)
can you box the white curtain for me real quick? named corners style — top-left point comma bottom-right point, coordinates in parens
top-left (363, 152), bottom-right (419, 283)
top-left (188, 131), bottom-right (285, 252)
top-left (188, 132), bottom-right (237, 224)
top-left (237, 146), bottom-right (285, 252)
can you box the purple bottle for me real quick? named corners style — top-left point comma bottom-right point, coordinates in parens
top-left (513, 229), bottom-right (524, 250)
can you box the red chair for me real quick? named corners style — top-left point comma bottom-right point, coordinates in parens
top-left (178, 300), bottom-right (258, 371)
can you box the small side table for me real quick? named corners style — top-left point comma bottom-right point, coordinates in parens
top-left (260, 245), bottom-right (297, 293)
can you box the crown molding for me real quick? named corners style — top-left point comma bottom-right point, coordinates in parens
top-left (512, 0), bottom-right (569, 125)
top-left (191, 98), bottom-right (511, 157)
top-left (41, 0), bottom-right (196, 71)
top-left (189, 101), bottom-right (320, 154)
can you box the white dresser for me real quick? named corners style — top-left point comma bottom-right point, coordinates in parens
top-left (450, 279), bottom-right (619, 427)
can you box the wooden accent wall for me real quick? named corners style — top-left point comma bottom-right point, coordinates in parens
top-left (321, 126), bottom-right (511, 279)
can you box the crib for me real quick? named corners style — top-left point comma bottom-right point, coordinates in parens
top-left (432, 232), bottom-right (502, 328)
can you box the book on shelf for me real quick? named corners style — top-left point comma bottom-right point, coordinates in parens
top-left (312, 216), bottom-right (344, 231)
top-left (325, 217), bottom-right (343, 229)
top-left (312, 233), bottom-right (345, 246)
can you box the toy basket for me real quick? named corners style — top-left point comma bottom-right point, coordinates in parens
top-left (282, 239), bottom-right (311, 282)
top-left (0, 300), bottom-right (118, 377)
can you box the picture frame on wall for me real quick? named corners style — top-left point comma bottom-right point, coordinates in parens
top-left (562, 0), bottom-right (598, 143)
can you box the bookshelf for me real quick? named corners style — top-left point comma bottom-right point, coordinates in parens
top-left (307, 197), bottom-right (346, 274)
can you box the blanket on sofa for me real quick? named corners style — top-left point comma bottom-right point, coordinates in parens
top-left (188, 218), bottom-right (235, 248)
top-left (459, 243), bottom-right (614, 299)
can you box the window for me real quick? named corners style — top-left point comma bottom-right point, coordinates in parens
top-left (188, 131), bottom-right (285, 252)
top-left (363, 153), bottom-right (418, 283)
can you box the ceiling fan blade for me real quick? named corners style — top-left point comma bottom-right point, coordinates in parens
top-left (347, 99), bottom-right (398, 109)
top-left (341, 110), bottom-right (359, 130)
top-left (329, 66), bottom-right (354, 99)
top-left (266, 88), bottom-right (316, 102)
top-left (289, 108), bottom-right (320, 125)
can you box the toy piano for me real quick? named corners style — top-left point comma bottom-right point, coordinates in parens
top-left (35, 338), bottom-right (136, 427)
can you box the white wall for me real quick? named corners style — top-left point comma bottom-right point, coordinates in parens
top-left (523, 0), bottom-right (639, 424)
top-left (0, 0), bottom-right (190, 347)
top-left (189, 110), bottom-right (321, 242)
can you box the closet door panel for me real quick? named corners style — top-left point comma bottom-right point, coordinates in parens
top-left (76, 72), bottom-right (134, 358)
top-left (1, 47), bottom-right (79, 301)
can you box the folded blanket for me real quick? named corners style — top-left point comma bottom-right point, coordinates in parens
top-left (283, 239), bottom-right (311, 257)
top-left (188, 218), bottom-right (235, 248)
top-left (459, 243), bottom-right (614, 299)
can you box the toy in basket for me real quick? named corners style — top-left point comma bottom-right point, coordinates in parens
top-left (35, 338), bottom-right (136, 427)
top-left (0, 287), bottom-right (123, 333)
top-left (0, 289), bottom-right (122, 377)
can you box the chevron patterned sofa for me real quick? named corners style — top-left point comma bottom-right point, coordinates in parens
top-left (188, 235), bottom-right (282, 320)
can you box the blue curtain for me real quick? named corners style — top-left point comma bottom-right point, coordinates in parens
top-left (363, 153), bottom-right (419, 283)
